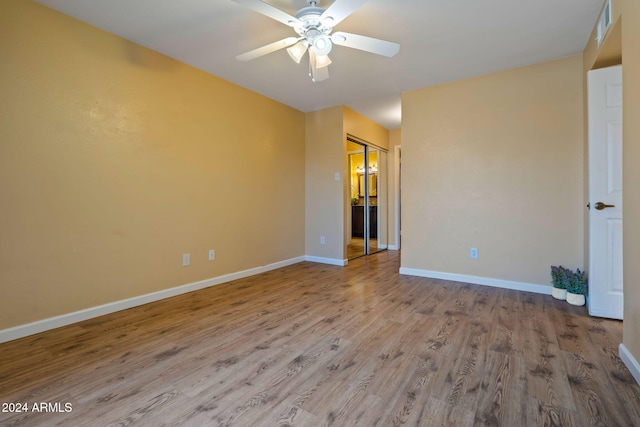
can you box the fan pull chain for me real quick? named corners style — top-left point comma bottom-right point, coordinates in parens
top-left (308, 56), bottom-right (315, 82)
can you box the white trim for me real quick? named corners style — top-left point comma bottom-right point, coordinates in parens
top-left (394, 145), bottom-right (401, 250)
top-left (388, 245), bottom-right (399, 251)
top-left (620, 343), bottom-right (640, 386)
top-left (588, 306), bottom-right (623, 320)
top-left (398, 267), bottom-right (552, 295)
top-left (0, 256), bottom-right (305, 344)
top-left (305, 256), bottom-right (348, 266)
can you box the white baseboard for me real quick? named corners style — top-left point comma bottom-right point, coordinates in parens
top-left (387, 245), bottom-right (399, 251)
top-left (398, 267), bottom-right (552, 295)
top-left (620, 343), bottom-right (640, 386)
top-left (304, 255), bottom-right (348, 266)
top-left (0, 256), bottom-right (306, 344)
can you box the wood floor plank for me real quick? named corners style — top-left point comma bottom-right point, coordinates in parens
top-left (521, 301), bottom-right (577, 411)
top-left (1, 250), bottom-right (639, 426)
top-left (562, 350), bottom-right (625, 427)
top-left (525, 396), bottom-right (576, 427)
top-left (473, 350), bottom-right (528, 426)
top-left (410, 396), bottom-right (476, 427)
top-left (212, 334), bottom-right (349, 426)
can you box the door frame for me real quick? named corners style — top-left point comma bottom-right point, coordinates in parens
top-left (393, 145), bottom-right (401, 250)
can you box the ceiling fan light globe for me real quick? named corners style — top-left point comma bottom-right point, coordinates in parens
top-left (312, 35), bottom-right (332, 56)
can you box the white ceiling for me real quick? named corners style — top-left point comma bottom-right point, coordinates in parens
top-left (35, 0), bottom-right (604, 130)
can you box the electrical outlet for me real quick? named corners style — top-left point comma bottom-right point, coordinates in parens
top-left (208, 249), bottom-right (215, 261)
top-left (470, 248), bottom-right (478, 259)
top-left (182, 253), bottom-right (190, 266)
top-left (320, 236), bottom-right (326, 245)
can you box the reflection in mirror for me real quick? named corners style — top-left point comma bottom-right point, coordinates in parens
top-left (347, 141), bottom-right (387, 260)
top-left (358, 174), bottom-right (377, 197)
top-left (368, 149), bottom-right (387, 255)
top-left (348, 145), bottom-right (366, 259)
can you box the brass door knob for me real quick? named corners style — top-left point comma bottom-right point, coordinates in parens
top-left (594, 201), bottom-right (615, 210)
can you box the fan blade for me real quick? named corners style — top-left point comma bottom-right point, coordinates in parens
top-left (309, 50), bottom-right (329, 82)
top-left (236, 37), bottom-right (300, 61)
top-left (331, 31), bottom-right (400, 57)
top-left (232, 0), bottom-right (301, 27)
top-left (321, 0), bottom-right (368, 27)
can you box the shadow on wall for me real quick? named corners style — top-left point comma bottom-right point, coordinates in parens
top-left (122, 43), bottom-right (182, 71)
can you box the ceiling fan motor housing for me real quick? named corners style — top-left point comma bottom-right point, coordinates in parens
top-left (295, 7), bottom-right (333, 32)
top-left (294, 6), bottom-right (334, 55)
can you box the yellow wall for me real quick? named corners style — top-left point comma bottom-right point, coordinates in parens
top-left (343, 107), bottom-right (389, 151)
top-left (0, 1), bottom-right (305, 329)
top-left (388, 129), bottom-right (401, 249)
top-left (346, 141), bottom-right (363, 204)
top-left (305, 107), bottom-right (345, 260)
top-left (583, 0), bottom-right (640, 366)
top-left (402, 55), bottom-right (584, 286)
top-left (349, 153), bottom-right (364, 200)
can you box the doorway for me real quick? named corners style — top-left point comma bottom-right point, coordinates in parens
top-left (346, 136), bottom-right (388, 260)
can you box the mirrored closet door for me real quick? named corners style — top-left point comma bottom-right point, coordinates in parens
top-left (347, 137), bottom-right (387, 260)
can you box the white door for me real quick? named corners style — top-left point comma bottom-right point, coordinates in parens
top-left (588, 65), bottom-right (623, 320)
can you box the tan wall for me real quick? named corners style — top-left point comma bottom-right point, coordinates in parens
top-left (0, 1), bottom-right (305, 329)
top-left (305, 107), bottom-right (345, 260)
top-left (401, 55), bottom-right (584, 286)
top-left (388, 130), bottom-right (401, 249)
top-left (583, 0), bottom-right (640, 365)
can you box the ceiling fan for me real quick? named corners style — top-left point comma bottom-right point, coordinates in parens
top-left (232, 0), bottom-right (400, 82)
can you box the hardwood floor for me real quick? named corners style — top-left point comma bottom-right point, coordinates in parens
top-left (346, 237), bottom-right (381, 260)
top-left (1, 250), bottom-right (639, 426)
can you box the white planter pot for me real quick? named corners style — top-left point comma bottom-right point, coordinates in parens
top-left (552, 287), bottom-right (567, 300)
top-left (566, 292), bottom-right (585, 306)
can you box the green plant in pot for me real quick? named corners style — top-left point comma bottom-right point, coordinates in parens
top-left (566, 268), bottom-right (587, 306)
top-left (550, 266), bottom-right (568, 300)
